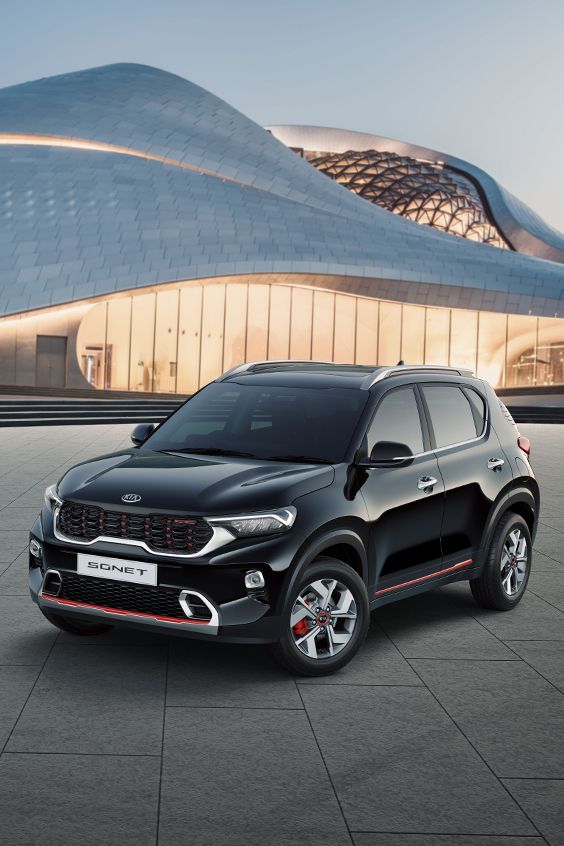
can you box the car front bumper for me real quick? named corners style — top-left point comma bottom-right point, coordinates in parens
top-left (28, 538), bottom-right (285, 644)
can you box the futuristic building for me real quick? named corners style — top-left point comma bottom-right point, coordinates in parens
top-left (0, 63), bottom-right (563, 393)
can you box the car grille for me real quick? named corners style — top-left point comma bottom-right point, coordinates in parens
top-left (57, 501), bottom-right (214, 554)
top-left (52, 571), bottom-right (212, 621)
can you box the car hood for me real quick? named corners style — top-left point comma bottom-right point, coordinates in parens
top-left (57, 449), bottom-right (335, 514)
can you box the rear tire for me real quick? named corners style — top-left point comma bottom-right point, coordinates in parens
top-left (40, 608), bottom-right (113, 636)
top-left (470, 512), bottom-right (532, 611)
top-left (270, 557), bottom-right (369, 676)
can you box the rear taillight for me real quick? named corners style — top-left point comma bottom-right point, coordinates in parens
top-left (517, 435), bottom-right (531, 457)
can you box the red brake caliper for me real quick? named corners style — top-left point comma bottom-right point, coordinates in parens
top-left (292, 618), bottom-right (309, 637)
top-left (293, 597), bottom-right (312, 637)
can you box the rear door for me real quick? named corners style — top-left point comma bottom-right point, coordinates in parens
top-left (360, 385), bottom-right (445, 591)
top-left (419, 381), bottom-right (511, 564)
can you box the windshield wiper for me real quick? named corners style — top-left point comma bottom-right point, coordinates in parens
top-left (163, 447), bottom-right (257, 458)
top-left (264, 454), bottom-right (333, 465)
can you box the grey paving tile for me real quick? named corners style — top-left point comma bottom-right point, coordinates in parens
top-left (505, 640), bottom-right (564, 693)
top-left (377, 589), bottom-right (517, 660)
top-left (0, 753), bottom-right (160, 846)
top-left (300, 685), bottom-right (534, 835)
top-left (353, 836), bottom-right (544, 846)
top-left (443, 582), bottom-right (564, 641)
top-left (0, 666), bottom-right (40, 748)
top-left (539, 518), bottom-right (564, 534)
top-left (298, 622), bottom-right (423, 686)
top-left (56, 623), bottom-right (166, 646)
top-left (0, 552), bottom-right (28, 595)
top-left (528, 571), bottom-right (564, 612)
top-left (159, 707), bottom-right (350, 846)
top-left (0, 532), bottom-right (29, 563)
top-left (503, 779), bottom-right (564, 846)
top-left (0, 596), bottom-right (58, 665)
top-left (0, 508), bottom-right (41, 532)
top-left (533, 551), bottom-right (564, 573)
top-left (533, 529), bottom-right (564, 565)
top-left (166, 640), bottom-right (301, 708)
top-left (7, 644), bottom-right (166, 755)
top-left (412, 659), bottom-right (564, 778)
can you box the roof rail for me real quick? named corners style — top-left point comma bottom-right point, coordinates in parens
top-left (216, 359), bottom-right (362, 381)
top-left (216, 360), bottom-right (474, 388)
top-left (362, 364), bottom-right (474, 389)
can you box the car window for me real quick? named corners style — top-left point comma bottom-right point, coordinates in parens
top-left (145, 382), bottom-right (369, 463)
top-left (463, 387), bottom-right (487, 433)
top-left (366, 387), bottom-right (424, 455)
top-left (422, 385), bottom-right (479, 448)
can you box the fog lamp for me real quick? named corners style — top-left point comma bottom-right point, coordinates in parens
top-left (29, 538), bottom-right (42, 559)
top-left (244, 570), bottom-right (266, 590)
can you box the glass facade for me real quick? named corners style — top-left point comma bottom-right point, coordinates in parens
top-left (73, 280), bottom-right (564, 392)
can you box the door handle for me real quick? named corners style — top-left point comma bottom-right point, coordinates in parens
top-left (487, 457), bottom-right (505, 471)
top-left (418, 475), bottom-right (438, 492)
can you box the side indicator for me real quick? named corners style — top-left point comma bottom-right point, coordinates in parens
top-left (375, 559), bottom-right (473, 597)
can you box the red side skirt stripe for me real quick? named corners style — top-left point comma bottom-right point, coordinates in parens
top-left (375, 558), bottom-right (473, 597)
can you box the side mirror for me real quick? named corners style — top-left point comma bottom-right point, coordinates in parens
top-left (368, 440), bottom-right (413, 466)
top-left (131, 422), bottom-right (156, 446)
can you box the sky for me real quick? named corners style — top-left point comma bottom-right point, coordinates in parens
top-left (1, 0), bottom-right (563, 230)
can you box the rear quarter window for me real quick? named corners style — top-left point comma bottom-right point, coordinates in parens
top-left (422, 384), bottom-right (481, 448)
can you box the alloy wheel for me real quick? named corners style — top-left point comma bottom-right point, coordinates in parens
top-left (290, 577), bottom-right (358, 660)
top-left (500, 527), bottom-right (529, 596)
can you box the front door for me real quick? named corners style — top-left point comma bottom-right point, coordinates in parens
top-left (36, 335), bottom-right (67, 388)
top-left (360, 385), bottom-right (445, 594)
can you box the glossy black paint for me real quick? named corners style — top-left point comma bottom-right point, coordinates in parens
top-left (29, 366), bottom-right (540, 643)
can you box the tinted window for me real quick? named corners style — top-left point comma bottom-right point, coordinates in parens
top-left (367, 387), bottom-right (424, 455)
top-left (145, 382), bottom-right (368, 463)
top-left (464, 387), bottom-right (487, 432)
top-left (423, 385), bottom-right (479, 448)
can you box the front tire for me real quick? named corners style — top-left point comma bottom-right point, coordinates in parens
top-left (40, 608), bottom-right (114, 636)
top-left (471, 512), bottom-right (532, 611)
top-left (270, 557), bottom-right (369, 676)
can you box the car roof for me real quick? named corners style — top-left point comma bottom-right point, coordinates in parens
top-left (217, 360), bottom-right (475, 391)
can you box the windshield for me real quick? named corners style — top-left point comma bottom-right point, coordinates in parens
top-left (144, 381), bottom-right (368, 463)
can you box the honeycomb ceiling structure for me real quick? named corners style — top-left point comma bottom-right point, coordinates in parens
top-left (306, 149), bottom-right (508, 249)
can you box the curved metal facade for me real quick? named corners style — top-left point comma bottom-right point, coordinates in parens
top-left (0, 65), bottom-right (562, 392)
top-left (268, 124), bottom-right (564, 265)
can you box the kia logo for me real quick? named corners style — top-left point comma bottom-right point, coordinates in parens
top-left (121, 493), bottom-right (142, 503)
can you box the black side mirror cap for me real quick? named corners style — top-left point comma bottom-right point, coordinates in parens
top-left (367, 440), bottom-right (414, 466)
top-left (131, 422), bottom-right (156, 446)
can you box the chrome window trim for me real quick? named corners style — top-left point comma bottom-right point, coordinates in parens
top-left (53, 504), bottom-right (235, 558)
top-left (363, 381), bottom-right (489, 464)
top-left (419, 382), bottom-right (489, 456)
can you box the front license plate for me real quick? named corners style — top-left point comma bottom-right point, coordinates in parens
top-left (77, 553), bottom-right (157, 586)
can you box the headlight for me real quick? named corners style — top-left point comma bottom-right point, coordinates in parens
top-left (44, 483), bottom-right (62, 510)
top-left (208, 506), bottom-right (296, 537)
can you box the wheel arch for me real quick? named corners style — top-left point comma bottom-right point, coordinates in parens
top-left (275, 529), bottom-right (368, 615)
top-left (477, 482), bottom-right (539, 570)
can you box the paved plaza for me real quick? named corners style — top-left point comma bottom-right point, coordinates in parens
top-left (0, 423), bottom-right (563, 846)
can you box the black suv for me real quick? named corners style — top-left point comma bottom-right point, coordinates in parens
top-left (29, 361), bottom-right (539, 676)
